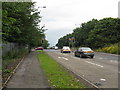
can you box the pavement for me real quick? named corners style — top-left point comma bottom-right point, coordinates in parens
top-left (5, 51), bottom-right (50, 88)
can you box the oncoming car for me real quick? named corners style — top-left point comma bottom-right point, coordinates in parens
top-left (35, 47), bottom-right (44, 50)
top-left (61, 46), bottom-right (71, 53)
top-left (54, 46), bottom-right (58, 50)
top-left (74, 47), bottom-right (94, 58)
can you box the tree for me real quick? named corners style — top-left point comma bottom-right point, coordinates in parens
top-left (2, 2), bottom-right (49, 48)
top-left (56, 18), bottom-right (120, 49)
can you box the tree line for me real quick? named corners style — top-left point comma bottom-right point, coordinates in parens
top-left (56, 18), bottom-right (120, 49)
top-left (2, 2), bottom-right (49, 49)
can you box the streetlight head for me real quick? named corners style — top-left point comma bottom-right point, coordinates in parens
top-left (42, 6), bottom-right (46, 8)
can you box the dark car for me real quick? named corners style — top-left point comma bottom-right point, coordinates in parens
top-left (74, 47), bottom-right (94, 58)
top-left (35, 47), bottom-right (44, 50)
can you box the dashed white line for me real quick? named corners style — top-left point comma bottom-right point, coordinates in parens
top-left (110, 60), bottom-right (118, 63)
top-left (99, 57), bottom-right (103, 59)
top-left (62, 57), bottom-right (69, 60)
top-left (85, 61), bottom-right (104, 68)
top-left (100, 78), bottom-right (106, 81)
top-left (58, 57), bottom-right (62, 59)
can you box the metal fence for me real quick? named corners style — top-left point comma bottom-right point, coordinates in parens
top-left (2, 43), bottom-right (28, 57)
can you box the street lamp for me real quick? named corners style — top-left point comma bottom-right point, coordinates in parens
top-left (68, 37), bottom-right (75, 52)
top-left (41, 37), bottom-right (45, 47)
top-left (38, 6), bottom-right (46, 8)
top-left (75, 24), bottom-right (81, 28)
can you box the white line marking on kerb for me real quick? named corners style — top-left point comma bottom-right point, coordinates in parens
top-left (85, 61), bottom-right (104, 68)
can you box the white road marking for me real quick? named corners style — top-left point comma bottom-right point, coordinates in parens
top-left (99, 57), bottom-right (103, 59)
top-left (110, 60), bottom-right (118, 63)
top-left (71, 56), bottom-right (78, 59)
top-left (100, 78), bottom-right (106, 81)
top-left (62, 57), bottom-right (69, 60)
top-left (85, 61), bottom-right (104, 68)
top-left (58, 57), bottom-right (62, 59)
top-left (58, 57), bottom-right (68, 60)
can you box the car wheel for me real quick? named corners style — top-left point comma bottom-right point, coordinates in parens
top-left (90, 56), bottom-right (94, 58)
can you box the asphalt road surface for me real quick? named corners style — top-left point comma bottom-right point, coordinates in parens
top-left (45, 49), bottom-right (119, 88)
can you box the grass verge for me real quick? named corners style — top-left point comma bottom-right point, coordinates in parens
top-left (37, 51), bottom-right (86, 88)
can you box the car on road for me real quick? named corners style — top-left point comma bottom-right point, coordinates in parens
top-left (61, 46), bottom-right (71, 53)
top-left (54, 46), bottom-right (58, 50)
top-left (74, 47), bottom-right (94, 58)
top-left (35, 47), bottom-right (44, 50)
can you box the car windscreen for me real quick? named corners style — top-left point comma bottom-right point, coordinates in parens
top-left (81, 48), bottom-right (92, 51)
top-left (63, 47), bottom-right (70, 50)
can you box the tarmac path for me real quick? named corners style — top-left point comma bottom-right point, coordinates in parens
top-left (6, 51), bottom-right (49, 88)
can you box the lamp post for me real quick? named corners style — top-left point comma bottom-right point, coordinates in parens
top-left (41, 37), bottom-right (45, 47)
top-left (71, 37), bottom-right (75, 51)
top-left (38, 6), bottom-right (46, 8)
top-left (69, 37), bottom-right (75, 52)
top-left (75, 24), bottom-right (81, 28)
top-left (68, 38), bottom-right (71, 47)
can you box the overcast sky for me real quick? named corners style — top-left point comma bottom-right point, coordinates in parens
top-left (33, 0), bottom-right (119, 46)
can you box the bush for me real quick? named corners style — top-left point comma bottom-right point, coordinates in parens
top-left (96, 43), bottom-right (120, 54)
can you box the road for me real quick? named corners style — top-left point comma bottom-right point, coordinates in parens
top-left (45, 49), bottom-right (119, 88)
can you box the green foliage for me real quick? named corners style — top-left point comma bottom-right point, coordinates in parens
top-left (3, 69), bottom-right (12, 73)
top-left (57, 18), bottom-right (120, 51)
top-left (3, 48), bottom-right (28, 60)
top-left (96, 43), bottom-right (120, 54)
top-left (42, 40), bottom-right (49, 49)
top-left (2, 2), bottom-right (49, 48)
top-left (57, 34), bottom-right (73, 48)
top-left (87, 18), bottom-right (120, 48)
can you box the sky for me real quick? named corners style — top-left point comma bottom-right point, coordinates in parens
top-left (33, 0), bottom-right (119, 47)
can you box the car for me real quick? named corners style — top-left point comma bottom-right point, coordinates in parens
top-left (35, 47), bottom-right (44, 50)
top-left (74, 47), bottom-right (94, 58)
top-left (61, 46), bottom-right (71, 53)
top-left (54, 46), bottom-right (58, 50)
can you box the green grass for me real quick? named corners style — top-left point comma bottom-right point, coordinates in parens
top-left (37, 51), bottom-right (86, 88)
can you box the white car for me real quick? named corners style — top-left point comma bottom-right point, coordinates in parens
top-left (61, 46), bottom-right (71, 53)
top-left (54, 46), bottom-right (58, 50)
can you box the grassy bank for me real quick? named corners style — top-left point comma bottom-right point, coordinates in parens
top-left (2, 48), bottom-right (28, 83)
top-left (96, 43), bottom-right (120, 54)
top-left (37, 51), bottom-right (86, 88)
